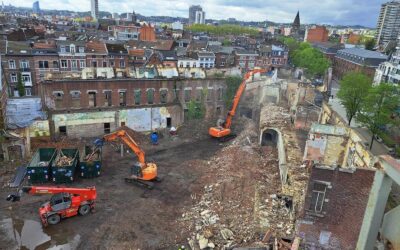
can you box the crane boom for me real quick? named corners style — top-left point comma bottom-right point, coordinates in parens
top-left (22, 186), bottom-right (97, 200)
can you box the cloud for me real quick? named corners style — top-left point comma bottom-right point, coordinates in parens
top-left (5, 0), bottom-right (385, 27)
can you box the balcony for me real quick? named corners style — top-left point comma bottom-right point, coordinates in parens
top-left (20, 67), bottom-right (30, 72)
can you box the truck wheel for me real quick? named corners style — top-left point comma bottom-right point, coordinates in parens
top-left (47, 214), bottom-right (61, 225)
top-left (79, 205), bottom-right (90, 216)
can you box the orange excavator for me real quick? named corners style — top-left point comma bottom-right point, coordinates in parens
top-left (7, 186), bottom-right (96, 226)
top-left (209, 69), bottom-right (267, 141)
top-left (95, 129), bottom-right (159, 189)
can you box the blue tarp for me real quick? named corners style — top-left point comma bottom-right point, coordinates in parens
top-left (6, 97), bottom-right (47, 129)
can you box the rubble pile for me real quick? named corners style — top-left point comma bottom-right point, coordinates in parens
top-left (180, 119), bottom-right (296, 249)
top-left (55, 155), bottom-right (73, 167)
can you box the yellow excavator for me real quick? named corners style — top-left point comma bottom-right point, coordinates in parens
top-left (95, 129), bottom-right (159, 189)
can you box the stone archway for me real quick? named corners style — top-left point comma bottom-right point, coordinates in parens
top-left (261, 129), bottom-right (278, 147)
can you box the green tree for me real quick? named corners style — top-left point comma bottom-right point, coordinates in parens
top-left (187, 100), bottom-right (205, 120)
top-left (357, 83), bottom-right (400, 149)
top-left (224, 76), bottom-right (242, 108)
top-left (364, 38), bottom-right (376, 50)
top-left (222, 39), bottom-right (231, 46)
top-left (337, 72), bottom-right (372, 125)
top-left (16, 73), bottom-right (25, 97)
top-left (280, 37), bottom-right (300, 58)
top-left (292, 44), bottom-right (330, 77)
top-left (186, 24), bottom-right (259, 36)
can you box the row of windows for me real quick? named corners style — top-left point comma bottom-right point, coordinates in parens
top-left (60, 45), bottom-right (85, 54)
top-left (8, 60), bottom-right (30, 69)
top-left (9, 73), bottom-right (31, 84)
top-left (53, 88), bottom-right (224, 109)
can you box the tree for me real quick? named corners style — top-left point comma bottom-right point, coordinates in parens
top-left (222, 39), bottom-right (231, 46)
top-left (224, 76), bottom-right (242, 108)
top-left (16, 73), bottom-right (25, 97)
top-left (187, 100), bottom-right (205, 120)
top-left (364, 38), bottom-right (376, 51)
top-left (357, 83), bottom-right (400, 150)
top-left (292, 44), bottom-right (330, 77)
top-left (337, 72), bottom-right (372, 125)
top-left (280, 37), bottom-right (300, 58)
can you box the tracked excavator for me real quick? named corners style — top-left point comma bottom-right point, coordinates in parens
top-left (95, 129), bottom-right (159, 189)
top-left (7, 186), bottom-right (96, 226)
top-left (209, 69), bottom-right (267, 141)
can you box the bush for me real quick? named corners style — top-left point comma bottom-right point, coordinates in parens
top-left (187, 100), bottom-right (205, 120)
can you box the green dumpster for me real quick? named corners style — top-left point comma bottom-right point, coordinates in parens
top-left (79, 145), bottom-right (102, 178)
top-left (52, 148), bottom-right (79, 183)
top-left (27, 148), bottom-right (57, 183)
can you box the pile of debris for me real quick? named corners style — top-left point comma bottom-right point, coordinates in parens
top-left (180, 119), bottom-right (296, 249)
top-left (55, 155), bottom-right (73, 167)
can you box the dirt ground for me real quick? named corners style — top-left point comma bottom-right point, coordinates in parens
top-left (0, 118), bottom-right (260, 249)
top-left (0, 110), bottom-right (303, 250)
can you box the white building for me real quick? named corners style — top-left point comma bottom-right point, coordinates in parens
top-left (195, 10), bottom-right (205, 24)
top-left (374, 36), bottom-right (400, 85)
top-left (172, 21), bottom-right (183, 30)
top-left (91, 0), bottom-right (99, 20)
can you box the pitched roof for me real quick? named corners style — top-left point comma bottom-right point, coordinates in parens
top-left (86, 41), bottom-right (107, 54)
top-left (154, 40), bottom-right (174, 51)
top-left (128, 49), bottom-right (145, 57)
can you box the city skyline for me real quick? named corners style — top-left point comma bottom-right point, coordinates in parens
top-left (2, 0), bottom-right (389, 27)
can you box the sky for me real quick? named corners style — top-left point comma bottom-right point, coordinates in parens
top-left (4, 0), bottom-right (388, 27)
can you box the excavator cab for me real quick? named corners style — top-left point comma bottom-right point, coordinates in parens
top-left (131, 162), bottom-right (143, 178)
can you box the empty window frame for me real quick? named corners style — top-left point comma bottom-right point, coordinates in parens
top-left (309, 182), bottom-right (327, 213)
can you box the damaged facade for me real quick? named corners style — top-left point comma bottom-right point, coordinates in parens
top-left (41, 78), bottom-right (226, 138)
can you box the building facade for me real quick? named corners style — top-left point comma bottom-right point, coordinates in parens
top-left (189, 5), bottom-right (203, 25)
top-left (306, 26), bottom-right (329, 43)
top-left (333, 48), bottom-right (388, 80)
top-left (375, 0), bottom-right (400, 48)
top-left (41, 78), bottom-right (226, 137)
top-left (91, 0), bottom-right (99, 20)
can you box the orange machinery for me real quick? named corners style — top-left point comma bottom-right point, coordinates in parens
top-left (96, 129), bottom-right (159, 189)
top-left (209, 69), bottom-right (267, 140)
top-left (7, 186), bottom-right (96, 226)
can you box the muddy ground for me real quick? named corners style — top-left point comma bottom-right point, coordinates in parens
top-left (0, 105), bottom-right (306, 250)
top-left (0, 118), bottom-right (279, 250)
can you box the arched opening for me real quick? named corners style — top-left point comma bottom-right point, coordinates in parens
top-left (261, 129), bottom-right (278, 147)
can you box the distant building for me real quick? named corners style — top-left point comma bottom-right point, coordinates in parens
top-left (32, 1), bottom-right (40, 14)
top-left (139, 24), bottom-right (156, 42)
top-left (333, 48), bottom-right (388, 79)
top-left (189, 5), bottom-right (203, 25)
top-left (195, 10), bottom-right (205, 24)
top-left (312, 42), bottom-right (345, 62)
top-left (172, 21), bottom-right (183, 31)
top-left (91, 0), bottom-right (99, 20)
top-left (306, 26), bottom-right (329, 43)
top-left (374, 36), bottom-right (400, 85)
top-left (131, 10), bottom-right (137, 23)
top-left (292, 11), bottom-right (300, 34)
top-left (111, 25), bottom-right (140, 40)
top-left (112, 13), bottom-right (118, 19)
top-left (375, 0), bottom-right (400, 48)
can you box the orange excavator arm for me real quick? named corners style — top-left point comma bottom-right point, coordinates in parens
top-left (224, 69), bottom-right (267, 129)
top-left (102, 130), bottom-right (146, 165)
top-left (209, 69), bottom-right (266, 139)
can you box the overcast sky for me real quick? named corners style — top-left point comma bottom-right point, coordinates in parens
top-left (5, 0), bottom-right (387, 27)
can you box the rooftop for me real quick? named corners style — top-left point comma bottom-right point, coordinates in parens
top-left (337, 48), bottom-right (388, 60)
